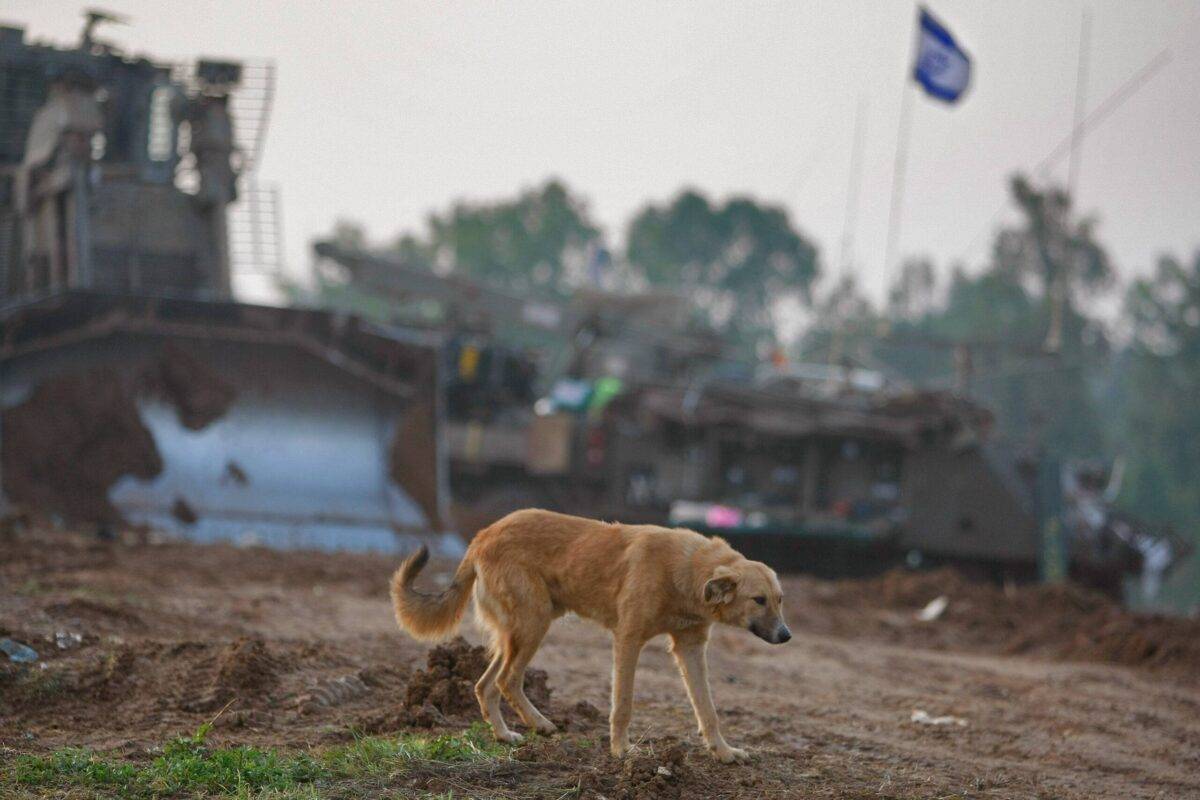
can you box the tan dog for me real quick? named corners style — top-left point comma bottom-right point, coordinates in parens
top-left (391, 508), bottom-right (790, 762)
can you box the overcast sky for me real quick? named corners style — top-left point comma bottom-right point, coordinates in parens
top-left (10, 1), bottom-right (1200, 306)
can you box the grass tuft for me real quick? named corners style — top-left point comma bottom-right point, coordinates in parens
top-left (6, 720), bottom-right (509, 798)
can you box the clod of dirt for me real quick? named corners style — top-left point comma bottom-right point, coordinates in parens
top-left (148, 343), bottom-right (237, 430)
top-left (212, 637), bottom-right (282, 701)
top-left (1, 368), bottom-right (163, 522)
top-left (403, 638), bottom-right (487, 716)
top-left (171, 497), bottom-right (199, 525)
top-left (579, 740), bottom-right (692, 800)
top-left (224, 461), bottom-right (249, 485)
top-left (617, 741), bottom-right (689, 800)
top-left (555, 698), bottom-right (606, 732)
top-left (402, 637), bottom-right (552, 718)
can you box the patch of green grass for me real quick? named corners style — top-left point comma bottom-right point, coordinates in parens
top-left (5, 721), bottom-right (508, 799)
top-left (322, 722), bottom-right (505, 777)
top-left (10, 747), bottom-right (139, 789)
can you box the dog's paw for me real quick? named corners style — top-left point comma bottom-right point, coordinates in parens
top-left (534, 720), bottom-right (558, 735)
top-left (494, 729), bottom-right (523, 745)
top-left (709, 745), bottom-right (750, 764)
top-left (610, 740), bottom-right (632, 758)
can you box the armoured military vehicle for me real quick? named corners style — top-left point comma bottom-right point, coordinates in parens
top-left (314, 244), bottom-right (1053, 582)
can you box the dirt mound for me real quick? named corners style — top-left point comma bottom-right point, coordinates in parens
top-left (1043, 607), bottom-right (1200, 670)
top-left (401, 637), bottom-right (552, 719)
top-left (572, 740), bottom-right (694, 800)
top-left (146, 343), bottom-right (237, 430)
top-left (212, 637), bottom-right (284, 700)
top-left (613, 740), bottom-right (690, 800)
top-left (403, 637), bottom-right (489, 715)
top-left (1, 368), bottom-right (162, 522)
top-left (800, 568), bottom-right (1200, 676)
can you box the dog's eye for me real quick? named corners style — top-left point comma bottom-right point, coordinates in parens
top-left (753, 596), bottom-right (766, 606)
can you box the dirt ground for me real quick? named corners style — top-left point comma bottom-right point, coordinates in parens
top-left (2, 524), bottom-right (1198, 799)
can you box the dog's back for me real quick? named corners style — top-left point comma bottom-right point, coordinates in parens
top-left (469, 509), bottom-right (636, 626)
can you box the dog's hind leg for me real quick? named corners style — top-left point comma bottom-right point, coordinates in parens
top-left (473, 588), bottom-right (521, 743)
top-left (498, 614), bottom-right (556, 735)
top-left (474, 649), bottom-right (520, 742)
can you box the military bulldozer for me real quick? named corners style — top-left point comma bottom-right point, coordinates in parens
top-left (0, 14), bottom-right (457, 556)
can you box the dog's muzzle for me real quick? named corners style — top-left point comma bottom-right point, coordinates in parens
top-left (750, 621), bottom-right (792, 644)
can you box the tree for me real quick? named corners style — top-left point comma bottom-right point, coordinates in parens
top-left (1113, 251), bottom-right (1200, 609)
top-left (625, 190), bottom-right (820, 352)
top-left (420, 179), bottom-right (602, 299)
top-left (1119, 252), bottom-right (1200, 523)
top-left (887, 257), bottom-right (938, 321)
top-left (998, 176), bottom-right (1114, 352)
top-left (795, 275), bottom-right (880, 366)
top-left (825, 176), bottom-right (1115, 459)
top-left (309, 182), bottom-right (605, 329)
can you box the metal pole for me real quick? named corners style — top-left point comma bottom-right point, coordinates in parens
top-left (1047, 8), bottom-right (1094, 353)
top-left (839, 96), bottom-right (868, 279)
top-left (1067, 9), bottom-right (1092, 199)
top-left (883, 6), bottom-right (920, 282)
top-left (954, 47), bottom-right (1172, 267)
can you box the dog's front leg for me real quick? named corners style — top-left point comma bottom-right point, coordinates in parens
top-left (669, 631), bottom-right (749, 763)
top-left (609, 633), bottom-right (644, 757)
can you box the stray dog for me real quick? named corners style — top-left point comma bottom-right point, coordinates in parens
top-left (391, 508), bottom-right (790, 762)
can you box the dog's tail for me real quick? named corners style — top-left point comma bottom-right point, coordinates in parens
top-left (390, 546), bottom-right (477, 641)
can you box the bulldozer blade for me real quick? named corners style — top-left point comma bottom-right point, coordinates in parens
top-left (0, 293), bottom-right (461, 558)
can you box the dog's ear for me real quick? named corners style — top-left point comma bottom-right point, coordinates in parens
top-left (703, 565), bottom-right (740, 605)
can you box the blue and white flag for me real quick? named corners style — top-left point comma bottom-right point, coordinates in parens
top-left (913, 8), bottom-right (971, 103)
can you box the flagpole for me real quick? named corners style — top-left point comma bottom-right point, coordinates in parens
top-left (839, 95), bottom-right (868, 279)
top-left (1067, 9), bottom-right (1092, 200)
top-left (883, 5), bottom-right (921, 283)
top-left (1047, 7), bottom-right (1093, 353)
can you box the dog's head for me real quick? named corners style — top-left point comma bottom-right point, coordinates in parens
top-left (702, 560), bottom-right (790, 644)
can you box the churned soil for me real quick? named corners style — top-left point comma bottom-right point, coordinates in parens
top-left (1, 524), bottom-right (1198, 799)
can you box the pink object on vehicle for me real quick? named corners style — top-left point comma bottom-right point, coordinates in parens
top-left (705, 505), bottom-right (743, 528)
